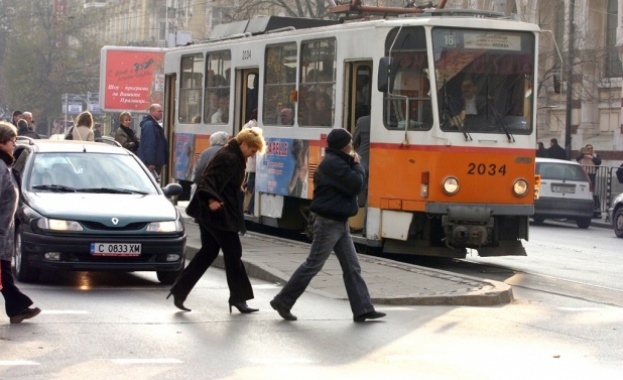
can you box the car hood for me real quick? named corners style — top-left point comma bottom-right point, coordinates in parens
top-left (25, 192), bottom-right (178, 226)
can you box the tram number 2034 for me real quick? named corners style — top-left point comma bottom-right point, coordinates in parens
top-left (467, 162), bottom-right (507, 176)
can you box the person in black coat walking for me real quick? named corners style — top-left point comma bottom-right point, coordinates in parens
top-left (0, 121), bottom-right (41, 324)
top-left (168, 127), bottom-right (266, 314)
top-left (270, 128), bottom-right (386, 323)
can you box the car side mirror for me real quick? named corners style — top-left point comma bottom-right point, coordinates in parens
top-left (163, 183), bottom-right (183, 198)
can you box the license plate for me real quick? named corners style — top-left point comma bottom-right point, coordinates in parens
top-left (552, 184), bottom-right (575, 194)
top-left (90, 243), bottom-right (141, 256)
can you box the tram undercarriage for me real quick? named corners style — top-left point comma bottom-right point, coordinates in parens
top-left (371, 209), bottom-right (529, 258)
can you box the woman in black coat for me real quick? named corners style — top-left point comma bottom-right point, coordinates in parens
top-left (0, 121), bottom-right (41, 323)
top-left (168, 127), bottom-right (266, 313)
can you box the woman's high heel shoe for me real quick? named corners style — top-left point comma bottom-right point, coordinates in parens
top-left (229, 301), bottom-right (259, 314)
top-left (167, 292), bottom-right (191, 312)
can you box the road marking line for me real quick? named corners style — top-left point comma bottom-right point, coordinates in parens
top-left (111, 359), bottom-right (183, 365)
top-left (250, 358), bottom-right (314, 364)
top-left (0, 360), bottom-right (40, 366)
top-left (557, 307), bottom-right (604, 312)
top-left (42, 310), bottom-right (90, 314)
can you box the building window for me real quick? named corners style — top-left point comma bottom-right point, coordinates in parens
top-left (605, 0), bottom-right (622, 77)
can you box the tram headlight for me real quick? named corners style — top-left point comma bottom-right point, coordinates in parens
top-left (513, 178), bottom-right (529, 197)
top-left (442, 177), bottom-right (460, 195)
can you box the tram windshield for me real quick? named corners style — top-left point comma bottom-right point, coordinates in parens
top-left (432, 28), bottom-right (535, 135)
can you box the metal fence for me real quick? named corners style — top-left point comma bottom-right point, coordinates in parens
top-left (579, 164), bottom-right (623, 223)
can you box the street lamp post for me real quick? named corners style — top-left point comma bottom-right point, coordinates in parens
top-left (564, 0), bottom-right (575, 160)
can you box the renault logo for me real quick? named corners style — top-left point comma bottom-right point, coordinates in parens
top-left (111, 218), bottom-right (119, 225)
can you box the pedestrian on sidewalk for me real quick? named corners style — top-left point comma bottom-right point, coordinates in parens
top-left (192, 131), bottom-right (230, 186)
top-left (138, 104), bottom-right (168, 178)
top-left (270, 128), bottom-right (386, 323)
top-left (576, 144), bottom-right (602, 218)
top-left (0, 121), bottom-right (41, 324)
top-left (168, 126), bottom-right (266, 314)
top-left (114, 112), bottom-right (139, 154)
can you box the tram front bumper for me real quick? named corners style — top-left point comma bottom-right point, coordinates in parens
top-left (441, 206), bottom-right (494, 247)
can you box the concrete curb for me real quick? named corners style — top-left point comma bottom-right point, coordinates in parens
top-left (183, 238), bottom-right (513, 307)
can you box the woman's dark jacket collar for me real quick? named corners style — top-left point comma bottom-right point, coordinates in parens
top-left (0, 149), bottom-right (15, 166)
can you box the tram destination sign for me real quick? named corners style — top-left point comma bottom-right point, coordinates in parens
top-left (464, 32), bottom-right (521, 51)
top-left (436, 29), bottom-right (522, 52)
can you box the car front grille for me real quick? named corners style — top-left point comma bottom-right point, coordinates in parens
top-left (81, 221), bottom-right (148, 231)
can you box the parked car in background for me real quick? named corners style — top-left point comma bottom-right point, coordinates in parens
top-left (11, 137), bottom-right (186, 284)
top-left (533, 158), bottom-right (594, 229)
top-left (609, 192), bottom-right (623, 237)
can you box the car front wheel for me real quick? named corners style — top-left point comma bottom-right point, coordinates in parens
top-left (614, 208), bottom-right (623, 238)
top-left (13, 225), bottom-right (40, 282)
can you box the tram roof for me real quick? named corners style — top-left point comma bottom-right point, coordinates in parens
top-left (209, 16), bottom-right (340, 41)
top-left (184, 12), bottom-right (539, 49)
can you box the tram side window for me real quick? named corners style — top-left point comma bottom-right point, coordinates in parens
top-left (203, 51), bottom-right (231, 124)
top-left (263, 43), bottom-right (297, 126)
top-left (382, 27), bottom-right (432, 131)
top-left (179, 53), bottom-right (204, 124)
top-left (299, 38), bottom-right (336, 127)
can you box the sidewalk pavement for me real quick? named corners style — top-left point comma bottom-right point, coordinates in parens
top-left (176, 201), bottom-right (513, 307)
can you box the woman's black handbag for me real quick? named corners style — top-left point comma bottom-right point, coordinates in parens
top-left (65, 127), bottom-right (74, 140)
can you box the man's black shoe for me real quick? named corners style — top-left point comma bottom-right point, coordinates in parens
top-left (354, 310), bottom-right (386, 323)
top-left (270, 299), bottom-right (297, 321)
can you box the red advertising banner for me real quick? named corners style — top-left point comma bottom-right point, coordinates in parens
top-left (100, 47), bottom-right (166, 112)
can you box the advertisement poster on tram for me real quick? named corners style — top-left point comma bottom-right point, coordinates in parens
top-left (173, 133), bottom-right (212, 182)
top-left (173, 133), bottom-right (195, 181)
top-left (99, 46), bottom-right (166, 112)
top-left (256, 138), bottom-right (311, 199)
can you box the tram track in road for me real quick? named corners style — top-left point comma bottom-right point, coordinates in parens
top-left (454, 258), bottom-right (623, 308)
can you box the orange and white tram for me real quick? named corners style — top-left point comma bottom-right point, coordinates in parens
top-left (163, 7), bottom-right (540, 258)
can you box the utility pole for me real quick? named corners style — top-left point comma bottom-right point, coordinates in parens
top-left (564, 0), bottom-right (575, 160)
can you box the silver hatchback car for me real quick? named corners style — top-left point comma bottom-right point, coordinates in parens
top-left (533, 158), bottom-right (594, 229)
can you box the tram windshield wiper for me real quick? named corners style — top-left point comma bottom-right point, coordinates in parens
top-left (487, 105), bottom-right (515, 143)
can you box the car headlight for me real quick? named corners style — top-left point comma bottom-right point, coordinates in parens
top-left (146, 220), bottom-right (183, 232)
top-left (37, 218), bottom-right (84, 231)
top-left (442, 177), bottom-right (460, 195)
top-left (513, 178), bottom-right (529, 197)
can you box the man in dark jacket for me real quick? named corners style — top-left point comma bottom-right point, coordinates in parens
top-left (547, 138), bottom-right (567, 160)
top-left (137, 104), bottom-right (169, 176)
top-left (270, 128), bottom-right (386, 323)
top-left (11, 110), bottom-right (22, 127)
top-left (16, 120), bottom-right (40, 139)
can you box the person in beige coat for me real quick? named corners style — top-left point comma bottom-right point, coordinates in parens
top-left (71, 111), bottom-right (95, 141)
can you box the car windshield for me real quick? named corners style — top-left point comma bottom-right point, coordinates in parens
top-left (28, 152), bottom-right (158, 194)
top-left (536, 163), bottom-right (588, 181)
